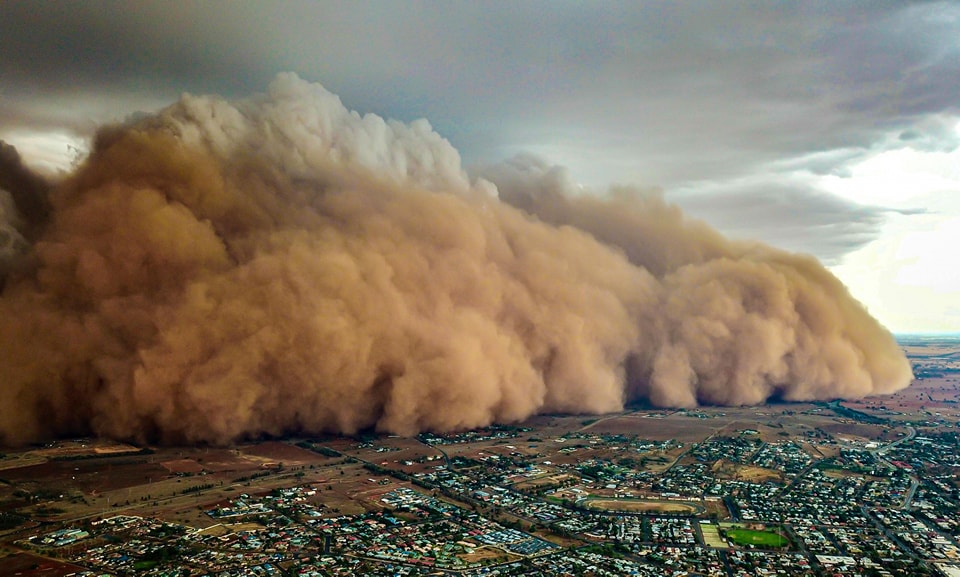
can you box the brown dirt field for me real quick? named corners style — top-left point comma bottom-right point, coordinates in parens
top-left (889, 378), bottom-right (960, 405)
top-left (710, 461), bottom-right (781, 483)
top-left (181, 448), bottom-right (255, 473)
top-left (434, 441), bottom-right (522, 463)
top-left (0, 457), bottom-right (170, 495)
top-left (28, 440), bottom-right (140, 459)
top-left (733, 465), bottom-right (780, 483)
top-left (580, 413), bottom-right (723, 442)
top-left (535, 529), bottom-right (585, 547)
top-left (239, 441), bottom-right (332, 465)
top-left (161, 459), bottom-right (205, 474)
top-left (582, 498), bottom-right (702, 514)
top-left (513, 474), bottom-right (575, 491)
top-left (2, 453), bottom-right (363, 527)
top-left (149, 462), bottom-right (370, 526)
top-left (545, 454), bottom-right (584, 467)
top-left (877, 375), bottom-right (960, 411)
top-left (0, 552), bottom-right (87, 577)
top-left (822, 469), bottom-right (882, 481)
top-left (317, 437), bottom-right (363, 452)
top-left (818, 422), bottom-right (888, 440)
top-left (802, 442), bottom-right (837, 459)
top-left (310, 467), bottom-right (386, 517)
top-left (91, 443), bottom-right (142, 455)
top-left (704, 499), bottom-right (730, 520)
top-left (352, 439), bottom-right (443, 473)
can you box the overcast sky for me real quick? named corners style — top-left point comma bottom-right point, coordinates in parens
top-left (1, 1), bottom-right (958, 333)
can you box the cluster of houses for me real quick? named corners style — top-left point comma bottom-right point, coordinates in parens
top-left (15, 422), bottom-right (960, 576)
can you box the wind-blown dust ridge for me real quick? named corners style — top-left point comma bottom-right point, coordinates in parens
top-left (0, 74), bottom-right (912, 445)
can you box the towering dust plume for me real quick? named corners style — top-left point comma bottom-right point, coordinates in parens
top-left (0, 74), bottom-right (912, 445)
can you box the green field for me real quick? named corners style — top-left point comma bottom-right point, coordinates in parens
top-left (724, 528), bottom-right (788, 548)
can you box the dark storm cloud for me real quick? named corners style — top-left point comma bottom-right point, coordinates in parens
top-left (0, 1), bottom-right (956, 261)
top-left (2, 2), bottom-right (956, 157)
top-left (672, 180), bottom-right (925, 265)
top-left (816, 2), bottom-right (960, 117)
top-left (0, 2), bottom-right (275, 93)
top-left (0, 140), bottom-right (51, 236)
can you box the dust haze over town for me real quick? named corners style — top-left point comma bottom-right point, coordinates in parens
top-left (2, 3), bottom-right (960, 576)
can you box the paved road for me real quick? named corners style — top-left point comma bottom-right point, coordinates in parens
top-left (903, 476), bottom-right (920, 511)
top-left (416, 437), bottom-right (450, 469)
top-left (867, 425), bottom-right (918, 510)
top-left (875, 426), bottom-right (916, 456)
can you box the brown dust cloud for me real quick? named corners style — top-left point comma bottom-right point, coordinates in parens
top-left (0, 74), bottom-right (912, 445)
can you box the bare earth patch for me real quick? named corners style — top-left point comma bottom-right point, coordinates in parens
top-left (581, 498), bottom-right (702, 514)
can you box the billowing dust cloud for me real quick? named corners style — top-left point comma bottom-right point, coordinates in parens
top-left (0, 74), bottom-right (912, 445)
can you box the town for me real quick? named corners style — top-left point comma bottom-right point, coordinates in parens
top-left (1, 336), bottom-right (959, 576)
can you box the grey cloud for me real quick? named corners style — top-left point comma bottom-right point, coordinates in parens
top-left (672, 180), bottom-right (924, 264)
top-left (1, 1), bottom-right (957, 267)
top-left (896, 115), bottom-right (960, 152)
top-left (477, 153), bottom-right (921, 265)
top-left (2, 2), bottom-right (957, 181)
top-left (769, 149), bottom-right (866, 178)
